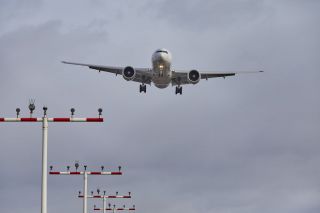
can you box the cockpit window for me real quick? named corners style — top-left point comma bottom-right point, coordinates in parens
top-left (156, 50), bottom-right (168, 54)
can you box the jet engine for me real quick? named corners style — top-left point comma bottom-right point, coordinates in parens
top-left (187, 70), bottom-right (201, 84)
top-left (122, 66), bottom-right (136, 81)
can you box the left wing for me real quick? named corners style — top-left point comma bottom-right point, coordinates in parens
top-left (172, 70), bottom-right (263, 86)
top-left (62, 61), bottom-right (152, 84)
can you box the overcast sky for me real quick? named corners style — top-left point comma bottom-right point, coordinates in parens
top-left (0, 0), bottom-right (320, 213)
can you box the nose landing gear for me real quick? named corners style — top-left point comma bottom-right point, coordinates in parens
top-left (140, 84), bottom-right (147, 93)
top-left (175, 86), bottom-right (182, 95)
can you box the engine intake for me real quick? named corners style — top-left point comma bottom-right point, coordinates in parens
top-left (188, 70), bottom-right (200, 84)
top-left (122, 66), bottom-right (136, 81)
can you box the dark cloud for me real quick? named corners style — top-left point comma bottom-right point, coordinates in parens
top-left (145, 0), bottom-right (267, 31)
top-left (0, 1), bottom-right (320, 213)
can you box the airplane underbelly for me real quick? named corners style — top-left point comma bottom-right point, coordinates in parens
top-left (153, 76), bottom-right (171, 88)
top-left (151, 57), bottom-right (171, 88)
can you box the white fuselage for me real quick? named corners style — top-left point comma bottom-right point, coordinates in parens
top-left (151, 49), bottom-right (172, 88)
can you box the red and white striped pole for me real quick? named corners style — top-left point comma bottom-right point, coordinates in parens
top-left (94, 204), bottom-right (136, 213)
top-left (0, 103), bottom-right (103, 213)
top-left (50, 165), bottom-right (122, 213)
top-left (78, 190), bottom-right (132, 213)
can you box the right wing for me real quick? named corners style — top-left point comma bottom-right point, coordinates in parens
top-left (172, 70), bottom-right (263, 86)
top-left (62, 61), bottom-right (152, 84)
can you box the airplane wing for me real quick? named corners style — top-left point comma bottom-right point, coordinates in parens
top-left (62, 61), bottom-right (152, 84)
top-left (171, 70), bottom-right (263, 86)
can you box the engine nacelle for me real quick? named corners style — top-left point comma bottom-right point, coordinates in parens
top-left (187, 70), bottom-right (201, 84)
top-left (122, 66), bottom-right (136, 81)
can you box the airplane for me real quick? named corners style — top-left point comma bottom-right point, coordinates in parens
top-left (62, 48), bottom-right (263, 95)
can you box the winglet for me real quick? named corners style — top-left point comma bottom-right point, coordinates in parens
top-left (61, 61), bottom-right (89, 66)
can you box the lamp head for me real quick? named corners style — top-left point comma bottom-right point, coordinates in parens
top-left (43, 106), bottom-right (48, 116)
top-left (71, 108), bottom-right (75, 117)
top-left (16, 108), bottom-right (20, 117)
top-left (28, 99), bottom-right (35, 112)
top-left (75, 161), bottom-right (79, 171)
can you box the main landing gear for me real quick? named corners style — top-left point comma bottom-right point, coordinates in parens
top-left (140, 84), bottom-right (146, 93)
top-left (175, 86), bottom-right (182, 95)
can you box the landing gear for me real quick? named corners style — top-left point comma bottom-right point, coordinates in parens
top-left (140, 84), bottom-right (146, 93)
top-left (175, 86), bottom-right (182, 95)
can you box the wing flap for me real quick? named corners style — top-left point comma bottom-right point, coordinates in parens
top-left (62, 61), bottom-right (152, 84)
top-left (172, 70), bottom-right (263, 86)
top-left (62, 61), bottom-right (122, 74)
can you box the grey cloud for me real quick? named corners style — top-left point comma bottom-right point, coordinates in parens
top-left (0, 0), bottom-right (43, 33)
top-left (144, 0), bottom-right (267, 31)
top-left (1, 1), bottom-right (320, 213)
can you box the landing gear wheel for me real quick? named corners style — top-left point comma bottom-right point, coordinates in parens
top-left (140, 84), bottom-right (146, 93)
top-left (175, 86), bottom-right (182, 95)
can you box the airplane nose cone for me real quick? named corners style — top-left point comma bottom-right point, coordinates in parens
top-left (151, 49), bottom-right (172, 64)
top-left (158, 53), bottom-right (167, 61)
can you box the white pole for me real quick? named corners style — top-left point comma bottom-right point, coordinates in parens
top-left (41, 116), bottom-right (48, 213)
top-left (84, 172), bottom-right (88, 213)
top-left (103, 197), bottom-right (106, 213)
